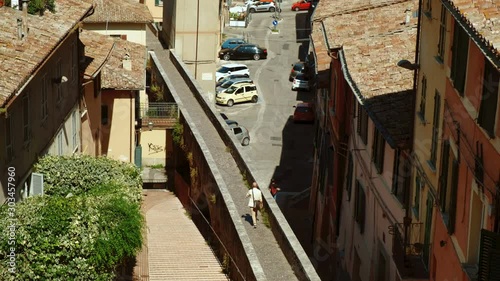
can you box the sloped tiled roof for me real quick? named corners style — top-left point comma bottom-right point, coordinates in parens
top-left (0, 0), bottom-right (94, 107)
top-left (80, 30), bottom-right (115, 79)
top-left (101, 38), bottom-right (145, 90)
top-left (312, 0), bottom-right (408, 20)
top-left (317, 0), bottom-right (418, 148)
top-left (84, 0), bottom-right (153, 23)
top-left (442, 0), bottom-right (500, 67)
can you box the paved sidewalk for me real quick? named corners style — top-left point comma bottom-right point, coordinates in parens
top-left (138, 189), bottom-right (229, 281)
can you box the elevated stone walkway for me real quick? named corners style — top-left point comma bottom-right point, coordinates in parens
top-left (144, 28), bottom-right (299, 281)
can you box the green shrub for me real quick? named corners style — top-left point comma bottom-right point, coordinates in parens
top-left (0, 155), bottom-right (144, 280)
top-left (33, 155), bottom-right (142, 202)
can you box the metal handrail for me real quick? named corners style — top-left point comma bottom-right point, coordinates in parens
top-left (188, 196), bottom-right (247, 280)
top-left (140, 102), bottom-right (179, 119)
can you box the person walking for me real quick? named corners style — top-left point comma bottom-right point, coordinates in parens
top-left (269, 179), bottom-right (281, 199)
top-left (246, 182), bottom-right (263, 228)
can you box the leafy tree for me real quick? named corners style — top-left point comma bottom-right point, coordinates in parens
top-left (0, 155), bottom-right (144, 280)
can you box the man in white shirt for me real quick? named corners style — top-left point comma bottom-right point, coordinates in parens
top-left (246, 182), bottom-right (263, 228)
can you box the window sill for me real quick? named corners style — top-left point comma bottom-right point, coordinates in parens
top-left (426, 160), bottom-right (436, 173)
top-left (434, 56), bottom-right (444, 65)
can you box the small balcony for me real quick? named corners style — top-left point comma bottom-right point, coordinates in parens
top-left (140, 102), bottom-right (179, 129)
top-left (391, 221), bottom-right (430, 280)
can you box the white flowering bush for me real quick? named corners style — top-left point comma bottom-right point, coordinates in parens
top-left (0, 156), bottom-right (144, 280)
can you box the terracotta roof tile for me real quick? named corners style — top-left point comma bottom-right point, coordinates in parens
top-left (84, 0), bottom-right (153, 23)
top-left (317, 0), bottom-right (418, 148)
top-left (0, 0), bottom-right (94, 107)
top-left (442, 0), bottom-right (500, 66)
top-left (313, 0), bottom-right (409, 20)
top-left (80, 30), bottom-right (115, 79)
top-left (101, 38), bottom-right (146, 90)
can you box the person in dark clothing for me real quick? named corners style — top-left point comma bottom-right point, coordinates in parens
top-left (269, 179), bottom-right (280, 199)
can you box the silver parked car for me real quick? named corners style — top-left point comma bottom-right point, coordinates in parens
top-left (229, 124), bottom-right (250, 146)
top-left (216, 77), bottom-right (253, 94)
top-left (247, 1), bottom-right (276, 13)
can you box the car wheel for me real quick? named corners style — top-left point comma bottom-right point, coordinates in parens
top-left (251, 95), bottom-right (258, 103)
top-left (227, 99), bottom-right (234, 107)
top-left (249, 8), bottom-right (256, 13)
top-left (223, 54), bottom-right (230, 61)
top-left (269, 7), bottom-right (275, 12)
top-left (242, 137), bottom-right (250, 146)
top-left (253, 54), bottom-right (260, 60)
top-left (294, 7), bottom-right (300, 11)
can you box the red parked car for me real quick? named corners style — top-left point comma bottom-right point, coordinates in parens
top-left (293, 102), bottom-right (315, 123)
top-left (291, 0), bottom-right (311, 11)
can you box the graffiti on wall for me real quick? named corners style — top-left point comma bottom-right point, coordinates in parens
top-left (148, 143), bottom-right (166, 154)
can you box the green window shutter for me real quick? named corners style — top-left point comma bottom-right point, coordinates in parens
top-left (360, 186), bottom-right (365, 234)
top-left (439, 141), bottom-right (450, 212)
top-left (478, 229), bottom-right (500, 281)
top-left (155, 0), bottom-right (159, 6)
top-left (447, 159), bottom-right (459, 234)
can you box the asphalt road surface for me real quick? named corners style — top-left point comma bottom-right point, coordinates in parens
top-left (215, 6), bottom-right (315, 194)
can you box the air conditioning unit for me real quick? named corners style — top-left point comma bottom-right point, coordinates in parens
top-left (29, 172), bottom-right (44, 197)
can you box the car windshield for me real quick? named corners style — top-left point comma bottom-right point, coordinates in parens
top-left (225, 86), bottom-right (238, 94)
top-left (217, 67), bottom-right (231, 73)
top-left (295, 107), bottom-right (311, 113)
top-left (293, 63), bottom-right (304, 71)
top-left (220, 81), bottom-right (235, 88)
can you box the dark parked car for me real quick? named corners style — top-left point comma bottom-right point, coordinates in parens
top-left (216, 74), bottom-right (250, 87)
top-left (221, 38), bottom-right (246, 50)
top-left (219, 44), bottom-right (268, 61)
top-left (289, 62), bottom-right (305, 81)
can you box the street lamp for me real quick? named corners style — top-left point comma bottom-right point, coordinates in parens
top-left (148, 121), bottom-right (154, 131)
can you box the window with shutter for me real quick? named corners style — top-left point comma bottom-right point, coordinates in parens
top-left (346, 152), bottom-right (353, 201)
top-left (355, 180), bottom-right (366, 234)
top-left (102, 105), bottom-right (109, 125)
top-left (450, 21), bottom-right (469, 95)
top-left (439, 141), bottom-right (450, 212)
top-left (430, 91), bottom-right (441, 167)
top-left (372, 128), bottom-right (385, 173)
top-left (357, 106), bottom-right (368, 145)
top-left (419, 76), bottom-right (427, 121)
top-left (437, 5), bottom-right (447, 62)
top-left (41, 75), bottom-right (48, 122)
top-left (478, 229), bottom-right (500, 281)
top-left (478, 59), bottom-right (499, 138)
top-left (447, 159), bottom-right (459, 234)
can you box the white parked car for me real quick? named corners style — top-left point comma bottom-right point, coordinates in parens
top-left (247, 1), bottom-right (277, 13)
top-left (229, 4), bottom-right (247, 14)
top-left (215, 64), bottom-right (250, 82)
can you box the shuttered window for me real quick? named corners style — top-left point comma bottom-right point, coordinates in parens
top-left (450, 21), bottom-right (469, 95)
top-left (437, 5), bottom-right (447, 62)
top-left (430, 91), bottom-right (441, 167)
top-left (419, 76), bottom-right (427, 121)
top-left (357, 105), bottom-right (368, 145)
top-left (438, 141), bottom-right (459, 234)
top-left (478, 59), bottom-right (499, 138)
top-left (372, 127), bottom-right (385, 173)
top-left (23, 93), bottom-right (30, 144)
top-left (346, 152), bottom-right (353, 201)
top-left (478, 229), bottom-right (500, 281)
top-left (355, 180), bottom-right (366, 234)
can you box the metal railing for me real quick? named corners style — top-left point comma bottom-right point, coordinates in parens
top-left (391, 222), bottom-right (430, 279)
top-left (140, 102), bottom-right (179, 119)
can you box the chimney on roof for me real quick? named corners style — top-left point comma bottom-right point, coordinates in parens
top-left (22, 0), bottom-right (28, 38)
top-left (122, 53), bottom-right (132, 71)
top-left (404, 8), bottom-right (411, 25)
